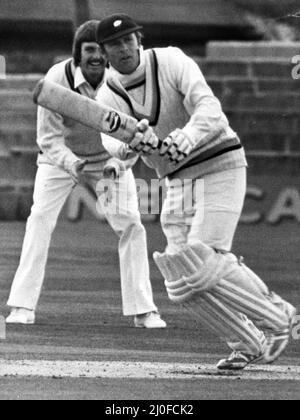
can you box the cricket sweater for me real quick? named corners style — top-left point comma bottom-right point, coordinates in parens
top-left (98, 47), bottom-right (247, 180)
top-left (37, 59), bottom-right (114, 174)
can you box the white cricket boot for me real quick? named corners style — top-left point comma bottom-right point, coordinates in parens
top-left (134, 312), bottom-right (167, 329)
top-left (217, 350), bottom-right (265, 371)
top-left (6, 308), bottom-right (35, 325)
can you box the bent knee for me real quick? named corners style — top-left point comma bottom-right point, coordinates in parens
top-left (110, 212), bottom-right (145, 236)
top-left (160, 211), bottom-right (180, 229)
top-left (125, 216), bottom-right (145, 234)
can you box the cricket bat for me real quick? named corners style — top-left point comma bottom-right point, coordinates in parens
top-left (33, 78), bottom-right (221, 178)
top-left (33, 78), bottom-right (140, 144)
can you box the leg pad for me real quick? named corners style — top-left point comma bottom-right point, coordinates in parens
top-left (154, 242), bottom-right (228, 303)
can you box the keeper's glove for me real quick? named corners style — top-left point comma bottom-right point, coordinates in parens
top-left (103, 158), bottom-right (126, 181)
top-left (129, 119), bottom-right (159, 155)
top-left (160, 129), bottom-right (194, 163)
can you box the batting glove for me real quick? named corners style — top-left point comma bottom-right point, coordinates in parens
top-left (129, 119), bottom-right (159, 155)
top-left (160, 129), bottom-right (194, 163)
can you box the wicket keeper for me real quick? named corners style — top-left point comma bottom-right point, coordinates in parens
top-left (6, 20), bottom-right (166, 329)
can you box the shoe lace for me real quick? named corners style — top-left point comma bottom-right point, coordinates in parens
top-left (228, 351), bottom-right (256, 362)
top-left (228, 351), bottom-right (241, 361)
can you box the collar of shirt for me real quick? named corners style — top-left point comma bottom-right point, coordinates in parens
top-left (74, 66), bottom-right (105, 98)
top-left (108, 46), bottom-right (146, 84)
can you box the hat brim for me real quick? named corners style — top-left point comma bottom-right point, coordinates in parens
top-left (99, 26), bottom-right (143, 44)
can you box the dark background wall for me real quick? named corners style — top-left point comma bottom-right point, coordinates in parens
top-left (0, 0), bottom-right (260, 72)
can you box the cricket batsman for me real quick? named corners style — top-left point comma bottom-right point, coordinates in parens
top-left (6, 20), bottom-right (166, 329)
top-left (94, 14), bottom-right (297, 370)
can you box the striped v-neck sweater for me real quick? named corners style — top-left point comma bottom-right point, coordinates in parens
top-left (98, 47), bottom-right (247, 180)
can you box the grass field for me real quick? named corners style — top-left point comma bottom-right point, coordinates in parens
top-left (0, 220), bottom-right (299, 400)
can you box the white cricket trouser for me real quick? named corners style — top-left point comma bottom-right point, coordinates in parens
top-left (7, 163), bottom-right (157, 316)
top-left (161, 167), bottom-right (291, 355)
top-left (161, 167), bottom-right (247, 253)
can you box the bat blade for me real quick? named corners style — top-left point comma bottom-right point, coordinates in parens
top-left (33, 78), bottom-right (138, 144)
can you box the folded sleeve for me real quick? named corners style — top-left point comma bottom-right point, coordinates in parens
top-left (166, 47), bottom-right (228, 146)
